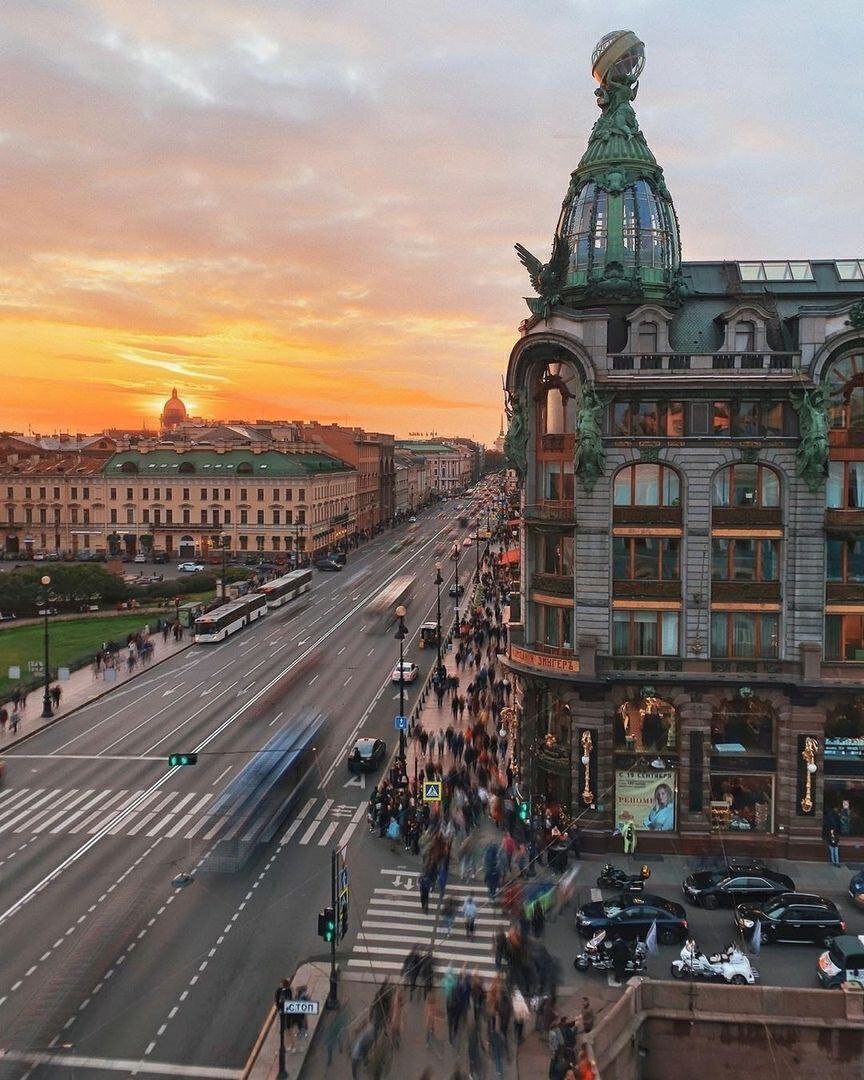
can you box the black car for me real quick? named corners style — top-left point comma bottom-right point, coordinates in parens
top-left (575, 893), bottom-right (689, 945)
top-left (849, 871), bottom-right (864, 911)
top-left (347, 737), bottom-right (386, 773)
top-left (682, 863), bottom-right (795, 910)
top-left (152, 551), bottom-right (169, 564)
top-left (314, 557), bottom-right (342, 572)
top-left (329, 552), bottom-right (347, 566)
top-left (448, 583), bottom-right (465, 597)
top-left (735, 892), bottom-right (846, 946)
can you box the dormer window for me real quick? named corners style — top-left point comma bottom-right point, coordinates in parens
top-left (734, 320), bottom-right (756, 353)
top-left (636, 321), bottom-right (658, 354)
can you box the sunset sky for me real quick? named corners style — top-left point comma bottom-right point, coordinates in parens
top-left (0, 1), bottom-right (862, 446)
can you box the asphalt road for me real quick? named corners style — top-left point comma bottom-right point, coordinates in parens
top-left (0, 505), bottom-right (473, 1078)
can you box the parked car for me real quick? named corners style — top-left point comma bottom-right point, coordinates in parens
top-left (849, 871), bottom-right (864, 911)
top-left (682, 863), bottom-right (794, 910)
top-left (391, 660), bottom-right (419, 684)
top-left (575, 893), bottom-right (689, 945)
top-left (0, 612), bottom-right (17, 622)
top-left (152, 551), bottom-right (169, 564)
top-left (133, 553), bottom-right (147, 564)
top-left (329, 552), bottom-right (347, 566)
top-left (177, 561), bottom-right (205, 572)
top-left (735, 893), bottom-right (845, 946)
top-left (347, 737), bottom-right (386, 773)
top-left (314, 557), bottom-right (342, 572)
top-left (408, 516), bottom-right (417, 523)
top-left (818, 934), bottom-right (864, 988)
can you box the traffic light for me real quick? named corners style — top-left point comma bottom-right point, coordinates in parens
top-left (168, 753), bottom-right (198, 767)
top-left (318, 906), bottom-right (335, 942)
top-left (518, 797), bottom-right (530, 824)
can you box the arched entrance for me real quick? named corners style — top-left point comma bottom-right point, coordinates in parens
top-left (178, 535), bottom-right (196, 559)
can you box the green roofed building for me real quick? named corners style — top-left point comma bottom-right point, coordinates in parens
top-left (504, 30), bottom-right (864, 861)
top-left (103, 447), bottom-right (357, 563)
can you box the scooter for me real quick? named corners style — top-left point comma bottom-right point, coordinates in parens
top-left (670, 940), bottom-right (758, 985)
top-left (574, 930), bottom-right (648, 975)
top-left (596, 863), bottom-right (651, 891)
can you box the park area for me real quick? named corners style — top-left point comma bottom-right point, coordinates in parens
top-left (0, 613), bottom-right (161, 698)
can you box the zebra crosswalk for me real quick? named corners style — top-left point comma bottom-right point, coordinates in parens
top-left (0, 787), bottom-right (369, 848)
top-left (347, 871), bottom-right (509, 981)
top-left (0, 786), bottom-right (216, 841)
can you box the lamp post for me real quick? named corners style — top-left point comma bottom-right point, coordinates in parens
top-left (474, 531), bottom-right (481, 584)
top-left (434, 562), bottom-right (444, 681)
top-left (395, 604), bottom-right (408, 756)
top-left (452, 542), bottom-right (460, 633)
top-left (220, 534), bottom-right (229, 603)
top-left (40, 574), bottom-right (53, 718)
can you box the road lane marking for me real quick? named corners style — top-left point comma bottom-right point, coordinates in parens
top-left (14, 790), bottom-right (83, 833)
top-left (278, 798), bottom-right (315, 845)
top-left (212, 766), bottom-right (233, 786)
top-left (164, 794), bottom-right (213, 837)
top-left (308, 674), bottom-right (319, 685)
top-left (0, 1051), bottom-right (241, 1076)
top-left (317, 821), bottom-right (339, 846)
top-left (267, 710), bottom-right (284, 728)
top-left (298, 798), bottom-right (332, 845)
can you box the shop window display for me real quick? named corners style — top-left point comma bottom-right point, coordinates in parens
top-left (710, 774), bottom-right (773, 832)
top-left (614, 695), bottom-right (677, 753)
top-left (711, 696), bottom-right (775, 754)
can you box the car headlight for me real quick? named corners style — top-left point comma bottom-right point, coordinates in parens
top-left (740, 918), bottom-right (754, 929)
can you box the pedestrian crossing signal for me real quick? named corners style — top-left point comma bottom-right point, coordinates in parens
top-left (168, 753), bottom-right (198, 767)
top-left (518, 798), bottom-right (530, 823)
top-left (318, 906), bottom-right (336, 942)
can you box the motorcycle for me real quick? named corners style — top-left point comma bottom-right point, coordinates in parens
top-left (596, 863), bottom-right (651, 892)
top-left (670, 940), bottom-right (758, 985)
top-left (574, 930), bottom-right (648, 975)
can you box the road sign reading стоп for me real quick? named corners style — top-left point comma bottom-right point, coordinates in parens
top-left (283, 1000), bottom-right (319, 1015)
top-left (423, 780), bottom-right (442, 802)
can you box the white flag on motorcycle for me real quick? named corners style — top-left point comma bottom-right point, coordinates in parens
top-left (751, 919), bottom-right (761, 954)
top-left (645, 920), bottom-right (658, 955)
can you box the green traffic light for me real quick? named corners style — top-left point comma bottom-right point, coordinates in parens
top-left (518, 800), bottom-right (530, 822)
top-left (168, 753), bottom-right (198, 767)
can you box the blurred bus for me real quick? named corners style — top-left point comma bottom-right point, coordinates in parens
top-left (366, 574), bottom-right (416, 626)
top-left (257, 568), bottom-right (313, 611)
top-left (194, 593), bottom-right (268, 643)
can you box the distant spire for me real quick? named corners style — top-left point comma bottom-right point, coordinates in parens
top-left (498, 413), bottom-right (505, 437)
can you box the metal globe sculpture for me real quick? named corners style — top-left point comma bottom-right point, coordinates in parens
top-left (591, 30), bottom-right (645, 85)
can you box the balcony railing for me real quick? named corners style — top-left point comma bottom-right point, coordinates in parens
top-left (523, 501), bottom-right (577, 525)
top-left (598, 655), bottom-right (685, 674)
top-left (605, 352), bottom-right (799, 374)
top-left (826, 582), bottom-right (864, 602)
top-left (825, 510), bottom-right (864, 530)
top-left (612, 506), bottom-right (682, 526)
top-left (597, 655), bottom-right (799, 678)
top-left (530, 571), bottom-right (573, 598)
top-left (538, 433), bottom-right (575, 455)
top-left (712, 507), bottom-right (783, 528)
top-left (612, 579), bottom-right (681, 600)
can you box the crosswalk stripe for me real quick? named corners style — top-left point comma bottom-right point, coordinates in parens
top-left (164, 794), bottom-right (213, 838)
top-left (104, 790), bottom-right (161, 834)
top-left (70, 790), bottom-right (130, 832)
top-left (374, 883), bottom-right (487, 895)
top-left (360, 931), bottom-right (495, 947)
top-left (279, 798), bottom-right (316, 846)
top-left (317, 822), bottom-right (339, 847)
top-left (0, 789), bottom-right (44, 827)
top-left (0, 790), bottom-right (56, 832)
top-left (0, 788), bottom-right (19, 807)
top-left (34, 790), bottom-right (96, 833)
top-left (346, 958), bottom-right (499, 976)
top-left (14, 790), bottom-right (80, 833)
top-left (201, 814), bottom-right (230, 841)
top-left (128, 792), bottom-right (180, 836)
top-left (57, 789), bottom-right (115, 832)
top-left (362, 920), bottom-right (499, 936)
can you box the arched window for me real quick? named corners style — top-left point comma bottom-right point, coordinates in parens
top-left (824, 352), bottom-right (864, 432)
top-left (712, 464), bottom-right (780, 508)
top-left (636, 321), bottom-right (658, 354)
top-left (120, 461), bottom-right (138, 474)
top-left (178, 461), bottom-right (195, 474)
top-left (613, 464), bottom-right (680, 507)
top-left (734, 320), bottom-right (756, 353)
top-left (237, 461), bottom-right (254, 475)
top-left (564, 182), bottom-right (607, 272)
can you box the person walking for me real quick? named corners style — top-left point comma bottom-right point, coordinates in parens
top-left (419, 871), bottom-right (431, 914)
top-left (462, 894), bottom-right (478, 938)
top-left (441, 895), bottom-right (457, 938)
top-left (580, 996), bottom-right (595, 1035)
top-left (50, 684), bottom-right (61, 710)
top-left (0, 706), bottom-right (7, 733)
top-left (10, 706), bottom-right (20, 734)
top-left (827, 825), bottom-right (841, 866)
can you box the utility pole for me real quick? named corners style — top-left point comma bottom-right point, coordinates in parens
top-left (326, 847), bottom-right (339, 1008)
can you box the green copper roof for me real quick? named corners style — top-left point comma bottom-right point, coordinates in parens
top-left (104, 449), bottom-right (352, 477)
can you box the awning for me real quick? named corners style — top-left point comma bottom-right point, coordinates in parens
top-left (499, 548), bottom-right (520, 566)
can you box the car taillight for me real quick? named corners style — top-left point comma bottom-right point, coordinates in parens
top-left (841, 921), bottom-right (847, 931)
top-left (682, 919), bottom-right (688, 928)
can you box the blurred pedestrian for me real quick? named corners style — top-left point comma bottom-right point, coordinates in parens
top-left (463, 894), bottom-right (477, 937)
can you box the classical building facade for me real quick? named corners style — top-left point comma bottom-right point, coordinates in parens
top-left (504, 31), bottom-right (864, 857)
top-left (396, 440), bottom-right (474, 495)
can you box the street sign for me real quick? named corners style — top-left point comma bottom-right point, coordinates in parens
top-left (394, 715), bottom-right (407, 731)
top-left (423, 780), bottom-right (442, 802)
top-left (339, 867), bottom-right (349, 891)
top-left (283, 1000), bottom-right (320, 1015)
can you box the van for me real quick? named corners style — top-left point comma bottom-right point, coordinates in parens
top-left (817, 934), bottom-right (864, 988)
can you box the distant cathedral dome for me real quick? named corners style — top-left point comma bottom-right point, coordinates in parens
top-left (161, 388), bottom-right (187, 429)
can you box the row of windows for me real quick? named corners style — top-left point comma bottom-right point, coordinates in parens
top-left (610, 399), bottom-right (794, 438)
top-left (108, 508), bottom-right (309, 526)
top-left (112, 486), bottom-right (307, 502)
top-left (627, 319), bottom-right (761, 356)
top-left (610, 463), bottom-right (781, 508)
top-left (7, 486), bottom-right (91, 501)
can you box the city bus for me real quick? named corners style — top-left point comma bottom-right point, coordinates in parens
top-left (194, 593), bottom-right (268, 643)
top-left (257, 568), bottom-right (313, 611)
top-left (366, 574), bottom-right (416, 627)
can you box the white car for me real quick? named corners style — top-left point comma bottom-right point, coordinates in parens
top-left (391, 661), bottom-right (419, 684)
top-left (177, 561), bottom-right (205, 572)
top-left (133, 553), bottom-right (147, 563)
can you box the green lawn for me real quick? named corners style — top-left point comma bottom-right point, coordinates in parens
top-left (0, 614), bottom-right (163, 697)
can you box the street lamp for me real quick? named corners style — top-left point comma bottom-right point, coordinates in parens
top-left (452, 542), bottom-right (461, 633)
top-left (474, 531), bottom-right (481, 584)
top-left (395, 604), bottom-right (408, 756)
top-left (220, 534), bottom-right (229, 603)
top-left (40, 574), bottom-right (53, 719)
top-left (434, 562), bottom-right (444, 681)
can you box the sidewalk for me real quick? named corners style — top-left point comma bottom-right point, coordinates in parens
top-left (0, 625), bottom-right (193, 750)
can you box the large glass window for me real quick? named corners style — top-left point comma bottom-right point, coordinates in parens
top-left (710, 775), bottom-right (773, 833)
top-left (711, 539), bottom-right (779, 581)
top-left (611, 401), bottom-right (683, 437)
top-left (615, 695), bottom-right (678, 752)
top-left (825, 353), bottom-right (864, 432)
top-left (827, 461), bottom-right (864, 509)
top-left (710, 612), bottom-right (779, 658)
top-left (535, 604), bottom-right (573, 650)
top-left (541, 461), bottom-right (575, 502)
top-left (825, 614), bottom-right (864, 661)
top-left (613, 537), bottom-right (680, 580)
top-left (827, 537), bottom-right (864, 582)
top-left (636, 322), bottom-right (658, 354)
top-left (613, 464), bottom-right (680, 506)
top-left (612, 610), bottom-right (679, 655)
top-left (824, 780), bottom-right (864, 837)
top-left (538, 532), bottom-right (574, 576)
top-left (734, 321), bottom-right (756, 353)
top-left (713, 402), bottom-right (790, 438)
top-left (711, 696), bottom-right (776, 754)
top-left (712, 464), bottom-right (781, 508)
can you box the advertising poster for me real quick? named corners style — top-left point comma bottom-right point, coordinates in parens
top-left (615, 769), bottom-right (677, 832)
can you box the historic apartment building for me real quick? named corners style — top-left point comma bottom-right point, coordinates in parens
top-left (395, 440), bottom-right (475, 495)
top-left (504, 31), bottom-right (864, 858)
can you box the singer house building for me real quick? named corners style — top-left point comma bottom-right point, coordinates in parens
top-left (504, 31), bottom-right (864, 858)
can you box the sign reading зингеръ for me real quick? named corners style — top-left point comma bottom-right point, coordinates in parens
top-left (509, 645), bottom-right (580, 674)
